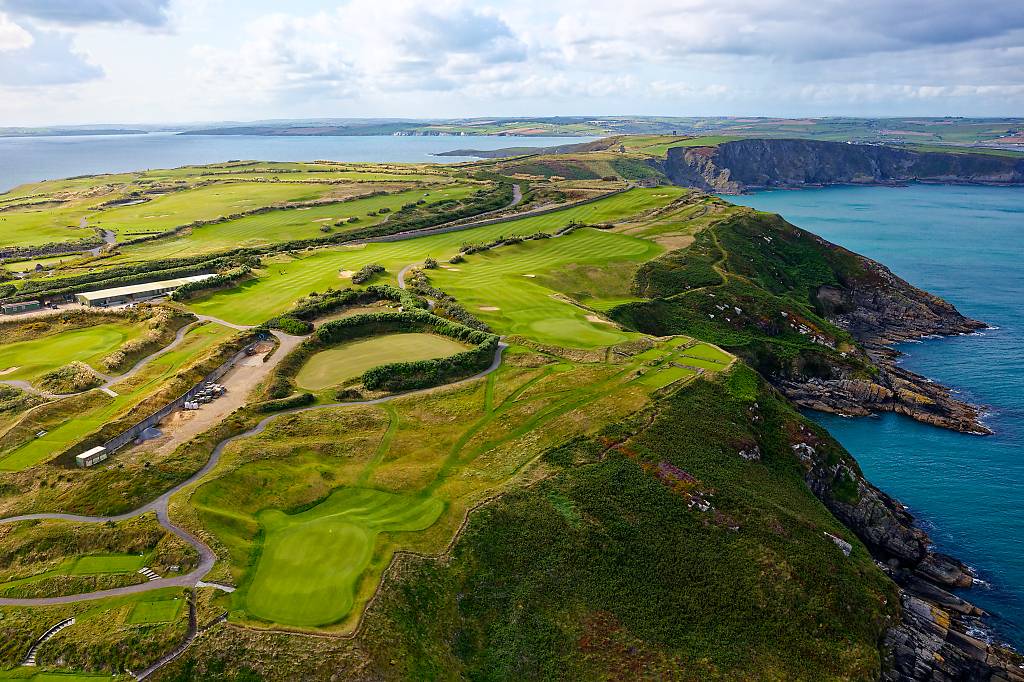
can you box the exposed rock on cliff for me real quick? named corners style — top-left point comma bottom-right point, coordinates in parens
top-left (663, 138), bottom-right (1024, 193)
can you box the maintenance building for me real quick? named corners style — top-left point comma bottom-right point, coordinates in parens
top-left (75, 274), bottom-right (215, 307)
top-left (76, 446), bottom-right (109, 468)
top-left (1, 300), bottom-right (41, 315)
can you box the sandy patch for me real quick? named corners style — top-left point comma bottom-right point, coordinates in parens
top-left (343, 244), bottom-right (367, 250)
top-left (313, 217), bottom-right (333, 223)
top-left (441, 267), bottom-right (461, 272)
top-left (0, 367), bottom-right (19, 375)
top-left (479, 306), bottom-right (500, 311)
top-left (338, 270), bottom-right (355, 278)
top-left (297, 207), bottom-right (312, 211)
top-left (523, 274), bottom-right (536, 278)
top-left (586, 314), bottom-right (615, 326)
top-left (653, 233), bottom-right (695, 250)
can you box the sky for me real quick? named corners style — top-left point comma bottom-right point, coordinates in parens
top-left (0, 0), bottom-right (1022, 126)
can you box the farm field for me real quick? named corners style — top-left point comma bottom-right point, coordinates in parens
top-left (295, 333), bottom-right (471, 391)
top-left (110, 184), bottom-right (478, 263)
top-left (186, 187), bottom-right (683, 325)
top-left (0, 323), bottom-right (143, 384)
top-left (0, 321), bottom-right (234, 471)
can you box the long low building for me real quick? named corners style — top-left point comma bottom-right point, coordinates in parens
top-left (75, 274), bottom-right (215, 307)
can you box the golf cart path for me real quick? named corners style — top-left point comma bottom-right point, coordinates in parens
top-left (0, 334), bottom-right (507, 606)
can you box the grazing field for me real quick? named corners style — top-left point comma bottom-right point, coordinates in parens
top-left (0, 322), bottom-right (234, 471)
top-left (244, 488), bottom-right (444, 626)
top-left (295, 333), bottom-right (471, 391)
top-left (0, 323), bottom-right (142, 383)
top-left (187, 187), bottom-right (683, 325)
top-left (112, 184), bottom-right (478, 262)
top-left (127, 597), bottom-right (184, 624)
top-left (428, 227), bottom-right (662, 347)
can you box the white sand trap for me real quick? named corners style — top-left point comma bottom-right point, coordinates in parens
top-left (442, 267), bottom-right (461, 272)
top-left (298, 207), bottom-right (312, 211)
top-left (338, 270), bottom-right (355, 278)
top-left (343, 244), bottom-right (367, 250)
top-left (479, 306), bottom-right (500, 311)
top-left (313, 217), bottom-right (333, 223)
top-left (523, 274), bottom-right (536, 278)
top-left (0, 366), bottom-right (19, 375)
top-left (586, 314), bottom-right (615, 326)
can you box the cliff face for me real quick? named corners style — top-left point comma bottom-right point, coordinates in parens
top-left (663, 139), bottom-right (1024, 193)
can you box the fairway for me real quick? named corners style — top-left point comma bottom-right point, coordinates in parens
top-left (113, 184), bottom-right (477, 262)
top-left (295, 333), bottom-right (471, 391)
top-left (244, 487), bottom-right (444, 626)
top-left (429, 227), bottom-right (663, 348)
top-left (127, 598), bottom-right (184, 624)
top-left (0, 323), bottom-right (142, 383)
top-left (187, 187), bottom-right (683, 324)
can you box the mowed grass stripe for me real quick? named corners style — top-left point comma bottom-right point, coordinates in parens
top-left (188, 187), bottom-right (683, 325)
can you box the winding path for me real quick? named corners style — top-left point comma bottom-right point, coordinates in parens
top-left (0, 330), bottom-right (507, 607)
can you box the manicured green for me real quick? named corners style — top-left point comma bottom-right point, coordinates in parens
top-left (295, 333), bottom-right (470, 391)
top-left (127, 597), bottom-right (183, 624)
top-left (0, 323), bottom-right (142, 383)
top-left (67, 554), bottom-right (146, 575)
top-left (244, 488), bottom-right (444, 626)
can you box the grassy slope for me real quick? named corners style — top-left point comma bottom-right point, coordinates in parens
top-left (365, 367), bottom-right (896, 681)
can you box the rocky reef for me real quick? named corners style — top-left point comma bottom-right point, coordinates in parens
top-left (663, 138), bottom-right (1024, 193)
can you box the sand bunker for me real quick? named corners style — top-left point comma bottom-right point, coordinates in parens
top-left (0, 367), bottom-right (19, 375)
top-left (479, 306), bottom-right (500, 311)
top-left (586, 314), bottom-right (615, 326)
top-left (338, 270), bottom-right (355, 278)
top-left (523, 274), bottom-right (536, 278)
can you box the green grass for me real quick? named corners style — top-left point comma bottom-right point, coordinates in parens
top-left (112, 184), bottom-right (477, 262)
top-left (0, 554), bottom-right (146, 593)
top-left (0, 672), bottom-right (114, 681)
top-left (429, 228), bottom-right (662, 348)
top-left (127, 597), bottom-right (183, 624)
top-left (295, 333), bottom-right (471, 391)
top-left (0, 323), bottom-right (142, 383)
top-left (244, 488), bottom-right (444, 626)
top-left (187, 187), bottom-right (684, 325)
top-left (0, 322), bottom-right (233, 471)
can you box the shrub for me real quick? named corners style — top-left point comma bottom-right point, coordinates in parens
top-left (255, 392), bottom-right (314, 413)
top-left (266, 316), bottom-right (313, 335)
top-left (449, 254), bottom-right (466, 264)
top-left (423, 258), bottom-right (438, 269)
top-left (169, 266), bottom-right (251, 302)
top-left (351, 263), bottom-right (385, 285)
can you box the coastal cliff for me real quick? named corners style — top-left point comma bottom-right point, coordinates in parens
top-left (663, 138), bottom-right (1024, 193)
top-left (610, 198), bottom-right (1023, 679)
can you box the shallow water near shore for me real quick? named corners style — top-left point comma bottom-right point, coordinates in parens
top-left (728, 184), bottom-right (1024, 649)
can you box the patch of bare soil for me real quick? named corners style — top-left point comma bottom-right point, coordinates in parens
top-left (585, 314), bottom-right (616, 326)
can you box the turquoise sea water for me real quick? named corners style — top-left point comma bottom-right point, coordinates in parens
top-left (728, 185), bottom-right (1024, 649)
top-left (0, 133), bottom-right (596, 192)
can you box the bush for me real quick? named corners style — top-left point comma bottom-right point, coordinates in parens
top-left (266, 316), bottom-right (313, 335)
top-left (423, 258), bottom-right (438, 269)
top-left (448, 254), bottom-right (466, 264)
top-left (169, 266), bottom-right (251, 301)
top-left (351, 263), bottom-right (385, 285)
top-left (255, 392), bottom-right (314, 413)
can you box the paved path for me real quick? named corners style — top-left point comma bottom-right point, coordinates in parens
top-left (0, 333), bottom-right (506, 606)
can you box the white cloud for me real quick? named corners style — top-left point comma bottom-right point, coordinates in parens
top-left (0, 11), bottom-right (31, 51)
top-left (0, 0), bottom-right (171, 27)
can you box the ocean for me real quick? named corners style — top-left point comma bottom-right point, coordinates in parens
top-left (727, 185), bottom-right (1024, 649)
top-left (0, 132), bottom-right (596, 192)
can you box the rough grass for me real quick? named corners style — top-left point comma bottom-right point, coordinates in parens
top-left (295, 333), bottom-right (470, 391)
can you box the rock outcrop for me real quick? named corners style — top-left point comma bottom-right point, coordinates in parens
top-left (663, 138), bottom-right (1024, 193)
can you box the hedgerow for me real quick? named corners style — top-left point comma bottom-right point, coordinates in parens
top-left (169, 266), bottom-right (251, 301)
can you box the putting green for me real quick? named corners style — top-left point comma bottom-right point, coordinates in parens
top-left (295, 333), bottom-right (470, 391)
top-left (244, 487), bottom-right (443, 626)
top-left (0, 323), bottom-right (142, 382)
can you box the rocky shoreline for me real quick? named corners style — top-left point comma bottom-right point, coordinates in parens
top-left (790, 250), bottom-right (1023, 678)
